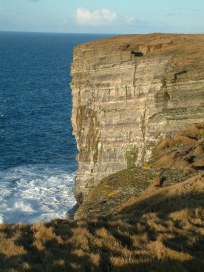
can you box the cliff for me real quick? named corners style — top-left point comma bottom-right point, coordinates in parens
top-left (1, 34), bottom-right (204, 271)
top-left (71, 34), bottom-right (204, 202)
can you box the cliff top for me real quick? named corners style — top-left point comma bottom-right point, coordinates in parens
top-left (72, 33), bottom-right (204, 83)
top-left (75, 33), bottom-right (204, 49)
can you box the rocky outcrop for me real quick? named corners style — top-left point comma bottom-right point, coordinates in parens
top-left (75, 167), bottom-right (192, 219)
top-left (71, 34), bottom-right (204, 201)
top-left (75, 122), bottom-right (204, 219)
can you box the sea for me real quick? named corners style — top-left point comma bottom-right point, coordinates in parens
top-left (0, 32), bottom-right (112, 224)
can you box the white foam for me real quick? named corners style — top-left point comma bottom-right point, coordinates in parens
top-left (0, 164), bottom-right (76, 223)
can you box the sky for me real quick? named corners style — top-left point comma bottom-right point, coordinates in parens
top-left (0, 0), bottom-right (204, 34)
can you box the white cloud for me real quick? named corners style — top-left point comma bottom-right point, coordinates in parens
top-left (124, 15), bottom-right (142, 25)
top-left (125, 15), bottom-right (136, 24)
top-left (76, 8), bottom-right (117, 26)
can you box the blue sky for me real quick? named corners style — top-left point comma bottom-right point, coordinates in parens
top-left (0, 0), bottom-right (204, 33)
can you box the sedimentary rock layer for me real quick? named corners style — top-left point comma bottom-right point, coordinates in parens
top-left (71, 34), bottom-right (204, 201)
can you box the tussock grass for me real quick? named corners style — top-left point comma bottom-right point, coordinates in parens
top-left (151, 122), bottom-right (204, 170)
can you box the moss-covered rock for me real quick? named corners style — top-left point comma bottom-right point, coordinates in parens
top-left (125, 146), bottom-right (138, 168)
top-left (75, 167), bottom-right (191, 219)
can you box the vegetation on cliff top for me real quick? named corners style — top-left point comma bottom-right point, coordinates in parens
top-left (0, 122), bottom-right (203, 272)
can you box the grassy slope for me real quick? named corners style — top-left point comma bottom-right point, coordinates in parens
top-left (0, 123), bottom-right (204, 272)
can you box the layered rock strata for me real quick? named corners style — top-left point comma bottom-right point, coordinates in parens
top-left (71, 34), bottom-right (204, 201)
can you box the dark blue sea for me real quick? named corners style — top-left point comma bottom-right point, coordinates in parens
top-left (0, 32), bottom-right (111, 223)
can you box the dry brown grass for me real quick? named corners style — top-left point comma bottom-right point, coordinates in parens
top-left (151, 122), bottom-right (204, 170)
top-left (0, 173), bottom-right (203, 272)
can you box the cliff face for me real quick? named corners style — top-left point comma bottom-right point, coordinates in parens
top-left (71, 34), bottom-right (204, 201)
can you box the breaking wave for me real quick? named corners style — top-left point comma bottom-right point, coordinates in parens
top-left (0, 164), bottom-right (76, 224)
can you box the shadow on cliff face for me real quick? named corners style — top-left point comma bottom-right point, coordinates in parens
top-left (1, 174), bottom-right (204, 272)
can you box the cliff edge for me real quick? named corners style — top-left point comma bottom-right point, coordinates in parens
top-left (71, 34), bottom-right (204, 202)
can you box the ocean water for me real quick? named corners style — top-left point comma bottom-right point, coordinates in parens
top-left (0, 32), bottom-right (111, 224)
